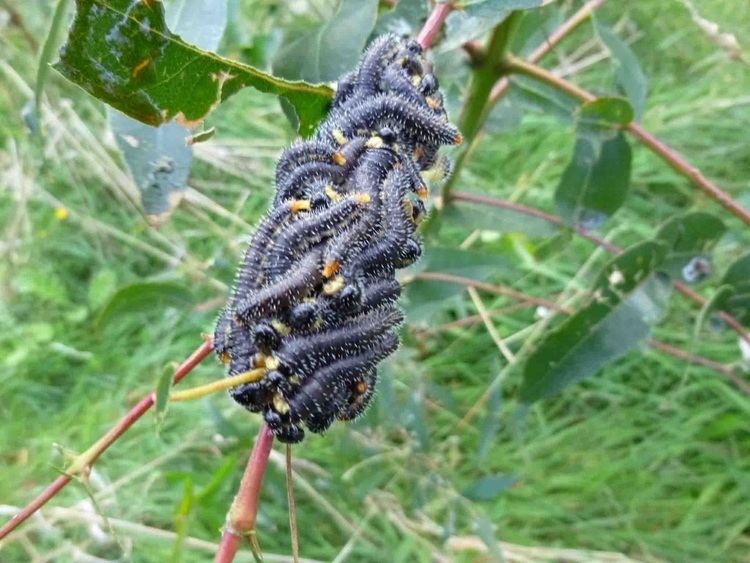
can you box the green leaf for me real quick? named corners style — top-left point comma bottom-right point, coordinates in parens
top-left (555, 133), bottom-right (632, 229)
top-left (477, 379), bottom-right (502, 462)
top-left (520, 241), bottom-right (670, 403)
top-left (171, 478), bottom-right (193, 563)
top-left (720, 252), bottom-right (750, 325)
top-left (655, 211), bottom-right (726, 280)
top-left (35, 0), bottom-right (71, 133)
top-left (96, 281), bottom-right (192, 328)
top-left (576, 97), bottom-right (633, 141)
top-left (154, 362), bottom-right (175, 435)
top-left (375, 0), bottom-right (429, 36)
top-left (273, 0), bottom-right (379, 84)
top-left (694, 285), bottom-right (733, 338)
top-left (54, 0), bottom-right (332, 137)
top-left (508, 75), bottom-right (579, 123)
top-left (463, 474), bottom-right (517, 501)
top-left (441, 0), bottom-right (545, 52)
top-left (594, 20), bottom-right (648, 120)
top-left (88, 268), bottom-right (118, 309)
top-left (107, 0), bottom-right (227, 224)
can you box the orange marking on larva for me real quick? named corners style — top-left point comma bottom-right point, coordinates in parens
top-left (332, 151), bottom-right (347, 166)
top-left (322, 260), bottom-right (340, 279)
top-left (354, 381), bottom-right (368, 395)
top-left (426, 96), bottom-right (440, 109)
top-left (131, 58), bottom-right (151, 78)
top-left (218, 352), bottom-right (230, 364)
top-left (413, 146), bottom-right (424, 161)
top-left (453, 132), bottom-right (464, 145)
top-left (416, 185), bottom-right (429, 201)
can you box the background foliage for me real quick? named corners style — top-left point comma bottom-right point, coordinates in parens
top-left (1, 0), bottom-right (749, 561)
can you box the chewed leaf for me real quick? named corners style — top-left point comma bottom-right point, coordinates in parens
top-left (54, 0), bottom-right (332, 136)
top-left (520, 241), bottom-right (670, 403)
top-left (555, 133), bottom-right (632, 228)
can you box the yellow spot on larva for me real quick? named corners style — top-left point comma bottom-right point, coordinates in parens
top-left (131, 58), bottom-right (151, 78)
top-left (353, 192), bottom-right (371, 205)
top-left (365, 136), bottom-right (384, 149)
top-left (332, 151), bottom-right (347, 166)
top-left (218, 352), bottom-right (230, 364)
top-left (411, 74), bottom-right (422, 87)
top-left (273, 393), bottom-right (290, 414)
top-left (265, 355), bottom-right (280, 371)
top-left (332, 129), bottom-right (347, 145)
top-left (323, 276), bottom-right (345, 295)
top-left (322, 260), bottom-right (340, 279)
top-left (288, 199), bottom-right (311, 213)
top-left (54, 207), bottom-right (69, 221)
top-left (325, 185), bottom-right (342, 202)
top-left (270, 320), bottom-right (290, 337)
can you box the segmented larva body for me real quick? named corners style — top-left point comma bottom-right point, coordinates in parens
top-left (215, 35), bottom-right (461, 443)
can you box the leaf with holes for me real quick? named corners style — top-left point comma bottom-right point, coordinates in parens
top-left (54, 0), bottom-right (332, 137)
top-left (655, 211), bottom-right (726, 281)
top-left (555, 132), bottom-right (632, 229)
top-left (519, 241), bottom-right (670, 403)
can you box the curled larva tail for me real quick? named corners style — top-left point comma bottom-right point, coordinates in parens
top-left (216, 34), bottom-right (459, 443)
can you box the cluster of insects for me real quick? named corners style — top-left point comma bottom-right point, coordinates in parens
top-left (214, 35), bottom-right (461, 443)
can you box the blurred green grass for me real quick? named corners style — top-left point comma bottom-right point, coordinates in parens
top-left (1, 1), bottom-right (749, 561)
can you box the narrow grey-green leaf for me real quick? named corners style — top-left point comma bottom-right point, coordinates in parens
top-left (463, 474), bottom-right (517, 501)
top-left (655, 211), bottom-right (726, 281)
top-left (444, 198), bottom-right (558, 237)
top-left (154, 362), bottom-right (175, 435)
top-left (555, 133), bottom-right (632, 229)
top-left (694, 285), bottom-right (733, 338)
top-left (520, 241), bottom-right (669, 403)
top-left (108, 0), bottom-right (227, 224)
top-left (440, 0), bottom-right (545, 53)
top-left (375, 0), bottom-right (429, 36)
top-left (508, 75), bottom-right (579, 123)
top-left (273, 0), bottom-right (379, 83)
top-left (594, 20), bottom-right (648, 119)
top-left (96, 281), bottom-right (192, 328)
top-left (720, 252), bottom-right (750, 325)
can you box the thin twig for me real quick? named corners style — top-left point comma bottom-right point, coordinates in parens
top-left (286, 445), bottom-right (300, 563)
top-left (417, 2), bottom-right (454, 50)
top-left (503, 54), bottom-right (750, 228)
top-left (215, 425), bottom-right (275, 563)
top-left (0, 338), bottom-right (214, 541)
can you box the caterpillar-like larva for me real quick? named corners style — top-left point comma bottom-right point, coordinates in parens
top-left (215, 34), bottom-right (461, 443)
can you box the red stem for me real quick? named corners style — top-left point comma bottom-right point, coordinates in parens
top-left (0, 338), bottom-right (215, 540)
top-left (215, 425), bottom-right (275, 563)
top-left (417, 2), bottom-right (453, 50)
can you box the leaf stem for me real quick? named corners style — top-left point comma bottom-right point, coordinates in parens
top-left (502, 54), bottom-right (750, 228)
top-left (214, 425), bottom-right (275, 563)
top-left (0, 338), bottom-right (214, 540)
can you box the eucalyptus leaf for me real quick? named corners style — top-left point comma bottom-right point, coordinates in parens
top-left (273, 0), bottom-right (379, 83)
top-left (595, 20), bottom-right (648, 119)
top-left (444, 202), bottom-right (557, 238)
top-left (441, 0), bottom-right (545, 52)
top-left (154, 363), bottom-right (175, 435)
top-left (694, 285), bottom-right (733, 338)
top-left (720, 252), bottom-right (750, 325)
top-left (55, 0), bottom-right (332, 137)
top-left (520, 241), bottom-right (670, 403)
top-left (96, 281), bottom-right (192, 328)
top-left (576, 97), bottom-right (633, 141)
top-left (555, 133), bottom-right (632, 229)
top-left (655, 211), bottom-right (726, 281)
top-left (375, 0), bottom-right (429, 36)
